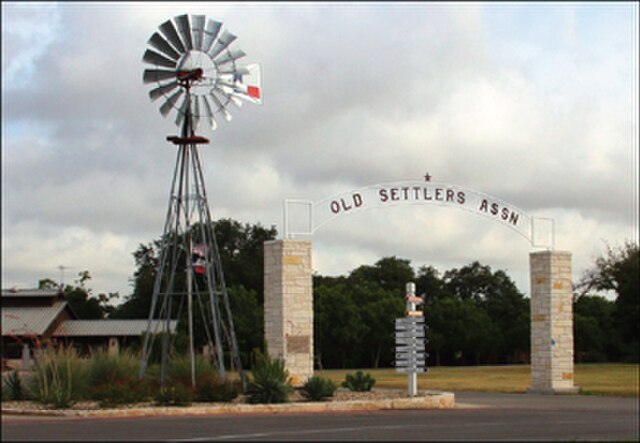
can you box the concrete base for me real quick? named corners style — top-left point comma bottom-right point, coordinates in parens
top-left (527, 386), bottom-right (581, 395)
top-left (1, 391), bottom-right (456, 417)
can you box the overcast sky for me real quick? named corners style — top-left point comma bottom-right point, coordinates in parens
top-left (2, 2), bottom-right (638, 301)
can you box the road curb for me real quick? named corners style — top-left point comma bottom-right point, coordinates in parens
top-left (1, 391), bottom-right (454, 418)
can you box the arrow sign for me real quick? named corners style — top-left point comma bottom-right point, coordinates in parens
top-left (395, 317), bottom-right (424, 325)
top-left (395, 366), bottom-right (427, 373)
top-left (396, 323), bottom-right (424, 331)
top-left (396, 349), bottom-right (426, 355)
top-left (395, 337), bottom-right (426, 345)
top-left (404, 295), bottom-right (424, 305)
top-left (395, 363), bottom-right (426, 370)
top-left (395, 352), bottom-right (427, 360)
top-left (396, 346), bottom-right (426, 353)
top-left (395, 357), bottom-right (426, 364)
top-left (395, 330), bottom-right (425, 338)
top-left (396, 342), bottom-right (426, 350)
top-left (395, 361), bottom-right (426, 367)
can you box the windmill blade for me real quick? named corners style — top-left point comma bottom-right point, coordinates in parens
top-left (148, 32), bottom-right (181, 61)
top-left (209, 92), bottom-right (233, 122)
top-left (191, 15), bottom-right (206, 50)
top-left (143, 68), bottom-right (177, 84)
top-left (202, 95), bottom-right (218, 130)
top-left (215, 48), bottom-right (246, 66)
top-left (216, 79), bottom-right (235, 90)
top-left (143, 49), bottom-right (178, 69)
top-left (230, 90), bottom-right (258, 104)
top-left (202, 19), bottom-right (222, 54)
top-left (229, 94), bottom-right (243, 108)
top-left (208, 30), bottom-right (237, 59)
top-left (159, 19), bottom-right (186, 53)
top-left (175, 14), bottom-right (193, 51)
top-left (174, 94), bottom-right (190, 126)
top-left (218, 65), bottom-right (250, 75)
top-left (160, 89), bottom-right (184, 117)
top-left (148, 81), bottom-right (179, 101)
top-left (217, 88), bottom-right (243, 108)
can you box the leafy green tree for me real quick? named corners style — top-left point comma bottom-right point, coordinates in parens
top-left (228, 285), bottom-right (264, 367)
top-left (39, 272), bottom-right (113, 320)
top-left (214, 219), bottom-right (277, 303)
top-left (314, 283), bottom-right (368, 368)
top-left (347, 282), bottom-right (405, 368)
top-left (415, 265), bottom-right (448, 305)
top-left (443, 261), bottom-right (497, 303)
top-left (348, 256), bottom-right (415, 293)
top-left (578, 241), bottom-right (639, 362)
top-left (573, 293), bottom-right (617, 362)
top-left (441, 262), bottom-right (529, 363)
top-left (427, 297), bottom-right (500, 365)
top-left (110, 242), bottom-right (159, 319)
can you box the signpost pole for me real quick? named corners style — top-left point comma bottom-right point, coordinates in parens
top-left (406, 282), bottom-right (418, 397)
top-left (394, 282), bottom-right (427, 397)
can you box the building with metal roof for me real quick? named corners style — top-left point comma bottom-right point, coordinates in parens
top-left (1, 288), bottom-right (178, 371)
top-left (2, 301), bottom-right (72, 336)
top-left (54, 320), bottom-right (177, 337)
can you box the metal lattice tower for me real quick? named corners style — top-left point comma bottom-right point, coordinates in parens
top-left (138, 14), bottom-right (262, 389)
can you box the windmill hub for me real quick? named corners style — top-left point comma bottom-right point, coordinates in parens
top-left (177, 68), bottom-right (204, 82)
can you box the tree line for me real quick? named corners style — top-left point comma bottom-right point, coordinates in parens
top-left (45, 219), bottom-right (639, 367)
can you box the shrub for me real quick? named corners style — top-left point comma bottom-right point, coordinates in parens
top-left (246, 348), bottom-right (293, 404)
top-left (154, 383), bottom-right (193, 406)
top-left (300, 376), bottom-right (336, 402)
top-left (167, 354), bottom-right (217, 386)
top-left (88, 349), bottom-right (151, 407)
top-left (2, 370), bottom-right (25, 401)
top-left (195, 374), bottom-right (242, 403)
top-left (29, 345), bottom-right (89, 408)
top-left (341, 370), bottom-right (376, 392)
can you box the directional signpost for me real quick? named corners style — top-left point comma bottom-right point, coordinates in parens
top-left (394, 282), bottom-right (428, 397)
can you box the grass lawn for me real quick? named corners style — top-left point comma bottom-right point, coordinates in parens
top-left (314, 363), bottom-right (639, 397)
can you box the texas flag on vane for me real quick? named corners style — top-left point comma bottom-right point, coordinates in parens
top-left (233, 63), bottom-right (262, 104)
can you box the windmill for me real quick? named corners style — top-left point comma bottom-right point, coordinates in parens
top-left (138, 14), bottom-right (262, 389)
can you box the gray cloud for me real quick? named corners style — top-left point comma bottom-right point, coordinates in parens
top-left (2, 2), bottom-right (637, 296)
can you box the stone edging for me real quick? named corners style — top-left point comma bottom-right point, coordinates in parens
top-left (1, 392), bottom-right (454, 418)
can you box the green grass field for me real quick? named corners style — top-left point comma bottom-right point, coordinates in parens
top-left (314, 364), bottom-right (639, 397)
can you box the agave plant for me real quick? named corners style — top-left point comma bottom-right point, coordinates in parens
top-left (246, 348), bottom-right (293, 404)
top-left (341, 370), bottom-right (376, 392)
top-left (300, 376), bottom-right (336, 402)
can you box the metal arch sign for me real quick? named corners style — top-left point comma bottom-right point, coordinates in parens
top-left (283, 177), bottom-right (555, 249)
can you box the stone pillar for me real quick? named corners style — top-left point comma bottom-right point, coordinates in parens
top-left (528, 250), bottom-right (580, 394)
top-left (264, 239), bottom-right (313, 386)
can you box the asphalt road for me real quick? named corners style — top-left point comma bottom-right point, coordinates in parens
top-left (2, 392), bottom-right (638, 441)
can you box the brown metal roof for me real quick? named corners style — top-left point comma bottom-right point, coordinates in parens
top-left (53, 320), bottom-right (178, 337)
top-left (1, 288), bottom-right (61, 298)
top-left (1, 301), bottom-right (68, 336)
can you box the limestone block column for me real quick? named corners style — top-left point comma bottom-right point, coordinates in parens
top-left (528, 250), bottom-right (580, 394)
top-left (264, 239), bottom-right (313, 386)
